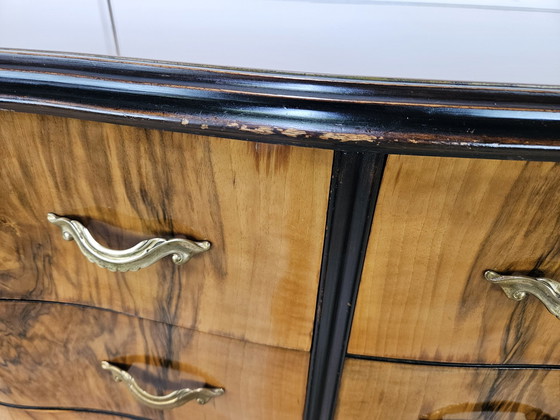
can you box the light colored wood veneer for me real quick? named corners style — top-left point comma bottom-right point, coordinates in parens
top-left (0, 111), bottom-right (333, 351)
top-left (350, 155), bottom-right (560, 364)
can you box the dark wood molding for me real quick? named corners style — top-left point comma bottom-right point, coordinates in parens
top-left (304, 152), bottom-right (386, 420)
top-left (1, 50), bottom-right (560, 160)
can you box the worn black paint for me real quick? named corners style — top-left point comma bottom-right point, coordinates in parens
top-left (304, 152), bottom-right (386, 420)
top-left (1, 50), bottom-right (560, 160)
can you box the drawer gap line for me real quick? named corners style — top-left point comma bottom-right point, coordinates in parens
top-left (0, 400), bottom-right (150, 420)
top-left (347, 354), bottom-right (560, 370)
top-left (0, 298), bottom-right (308, 353)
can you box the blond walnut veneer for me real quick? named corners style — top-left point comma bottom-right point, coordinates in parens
top-left (336, 359), bottom-right (560, 420)
top-left (349, 155), bottom-right (560, 364)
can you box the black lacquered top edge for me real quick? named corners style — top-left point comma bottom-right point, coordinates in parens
top-left (1, 49), bottom-right (560, 160)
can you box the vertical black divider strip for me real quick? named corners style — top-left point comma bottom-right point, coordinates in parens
top-left (304, 151), bottom-right (387, 420)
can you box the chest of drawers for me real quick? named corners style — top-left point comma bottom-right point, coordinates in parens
top-left (1, 29), bottom-right (560, 419)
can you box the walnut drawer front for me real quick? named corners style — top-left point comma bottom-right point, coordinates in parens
top-left (0, 301), bottom-right (309, 419)
top-left (349, 155), bottom-right (560, 364)
top-left (336, 358), bottom-right (560, 420)
top-left (0, 111), bottom-right (333, 351)
top-left (0, 112), bottom-right (332, 350)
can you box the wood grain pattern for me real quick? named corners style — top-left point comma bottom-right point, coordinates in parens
top-left (0, 300), bottom-right (309, 420)
top-left (0, 407), bottom-right (142, 420)
top-left (336, 359), bottom-right (560, 420)
top-left (349, 155), bottom-right (560, 364)
top-left (0, 111), bottom-right (332, 351)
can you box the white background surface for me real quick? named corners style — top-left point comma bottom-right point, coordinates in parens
top-left (0, 0), bottom-right (115, 55)
top-left (1, 0), bottom-right (559, 85)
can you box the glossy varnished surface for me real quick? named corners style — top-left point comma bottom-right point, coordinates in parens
top-left (0, 301), bottom-right (309, 419)
top-left (0, 111), bottom-right (332, 351)
top-left (2, 51), bottom-right (560, 160)
top-left (349, 155), bottom-right (560, 364)
top-left (336, 359), bottom-right (560, 420)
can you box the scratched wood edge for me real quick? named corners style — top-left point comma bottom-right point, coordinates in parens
top-left (1, 50), bottom-right (560, 160)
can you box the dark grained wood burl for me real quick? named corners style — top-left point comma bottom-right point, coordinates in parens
top-left (0, 300), bottom-right (309, 419)
top-left (0, 111), bottom-right (332, 351)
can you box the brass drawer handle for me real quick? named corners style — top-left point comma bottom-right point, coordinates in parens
top-left (48, 213), bottom-right (210, 272)
top-left (101, 361), bottom-right (224, 410)
top-left (485, 270), bottom-right (560, 319)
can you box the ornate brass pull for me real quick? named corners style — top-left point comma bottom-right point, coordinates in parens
top-left (101, 361), bottom-right (224, 410)
top-left (48, 213), bottom-right (210, 272)
top-left (485, 270), bottom-right (560, 319)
